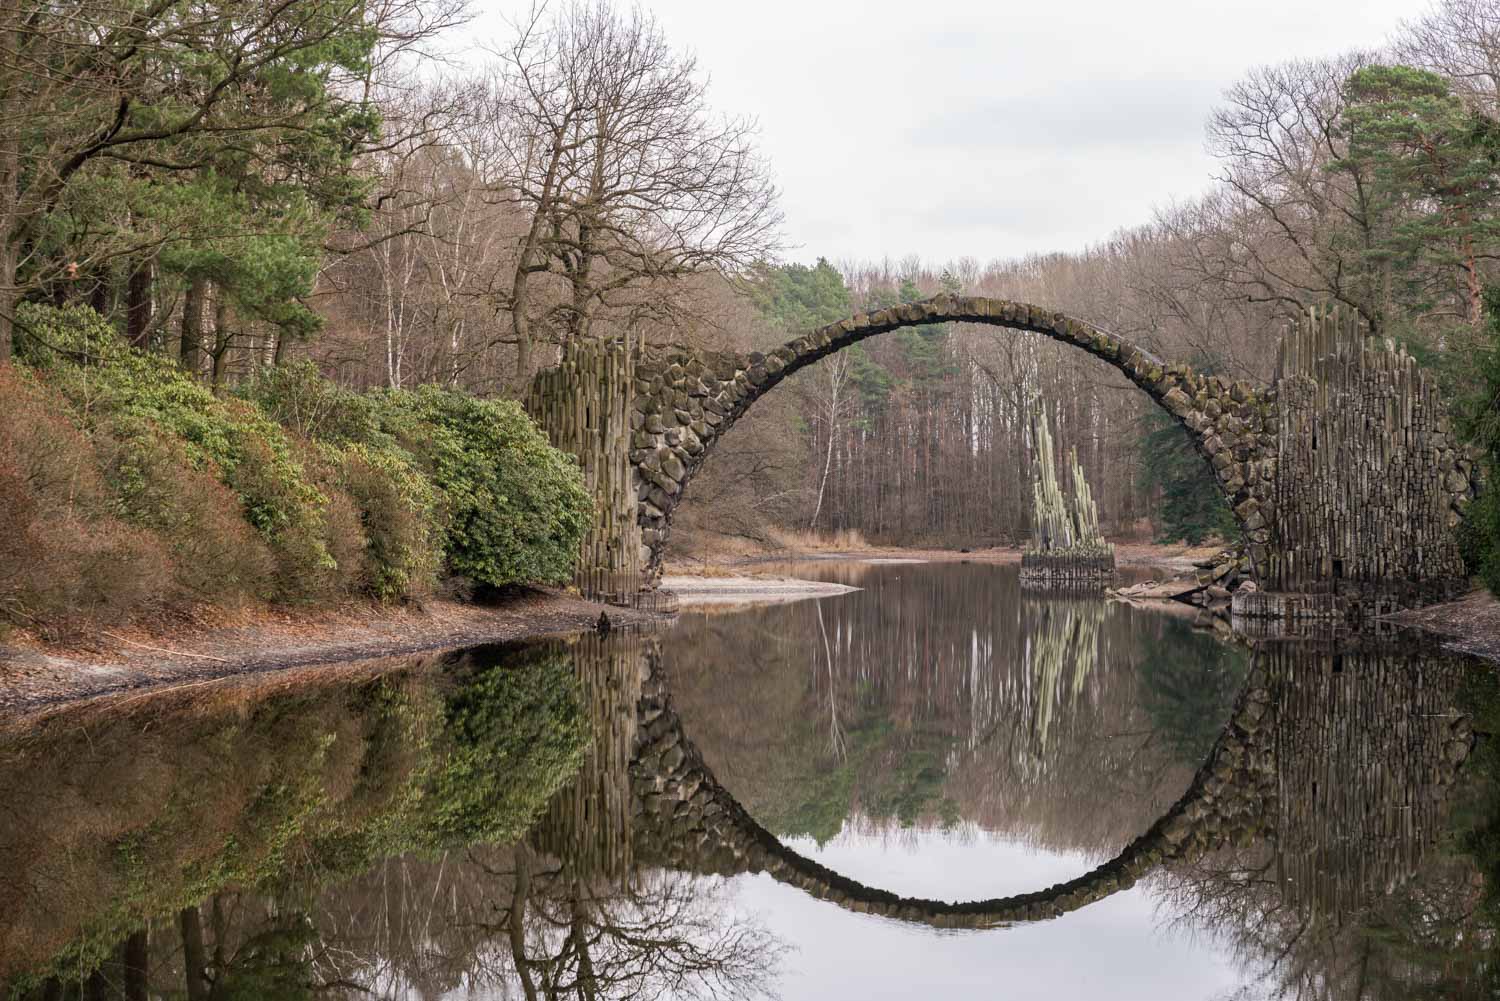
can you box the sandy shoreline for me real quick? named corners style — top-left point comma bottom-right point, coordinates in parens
top-left (0, 588), bottom-right (667, 713)
top-left (661, 574), bottom-right (859, 606)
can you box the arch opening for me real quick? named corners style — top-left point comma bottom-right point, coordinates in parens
top-left (629, 295), bottom-right (1271, 583)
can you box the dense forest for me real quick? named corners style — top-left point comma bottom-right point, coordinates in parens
top-left (5, 0), bottom-right (1500, 626)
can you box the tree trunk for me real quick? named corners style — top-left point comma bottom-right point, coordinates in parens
top-left (89, 266), bottom-right (112, 317)
top-left (1462, 233), bottom-right (1483, 330)
top-left (0, 237), bottom-right (15, 360)
top-left (509, 842), bottom-right (540, 1001)
top-left (570, 886), bottom-right (598, 1001)
top-left (210, 894), bottom-right (227, 972)
top-left (126, 258), bottom-right (153, 349)
top-left (122, 929), bottom-right (148, 1001)
top-left (180, 906), bottom-right (210, 1001)
top-left (509, 140), bottom-right (567, 393)
top-left (0, 2), bottom-right (17, 361)
top-left (85, 967), bottom-right (108, 1001)
top-left (180, 276), bottom-right (207, 376)
top-left (210, 294), bottom-right (230, 389)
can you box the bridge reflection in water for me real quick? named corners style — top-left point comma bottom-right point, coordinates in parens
top-left (0, 604), bottom-right (1492, 999)
top-left (635, 632), bottom-right (1473, 925)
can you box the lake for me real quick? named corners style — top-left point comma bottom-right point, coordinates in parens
top-left (0, 560), bottom-right (1490, 1000)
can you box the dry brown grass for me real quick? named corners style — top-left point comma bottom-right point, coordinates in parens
top-left (765, 526), bottom-right (871, 552)
top-left (666, 526), bottom-right (876, 576)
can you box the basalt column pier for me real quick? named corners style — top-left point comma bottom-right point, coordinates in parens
top-left (528, 295), bottom-right (1477, 620)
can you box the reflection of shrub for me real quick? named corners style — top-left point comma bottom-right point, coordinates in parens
top-left (422, 645), bottom-right (588, 845)
top-left (0, 643), bottom-right (590, 985)
top-left (0, 672), bottom-right (439, 982)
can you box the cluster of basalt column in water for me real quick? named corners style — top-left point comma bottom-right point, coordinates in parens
top-left (1021, 399), bottom-right (1115, 585)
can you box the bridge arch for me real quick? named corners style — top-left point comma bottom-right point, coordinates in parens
top-left (628, 294), bottom-right (1276, 582)
top-left (630, 657), bottom-right (1276, 928)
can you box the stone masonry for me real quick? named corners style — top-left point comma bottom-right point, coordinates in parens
top-left (530, 296), bottom-right (1478, 618)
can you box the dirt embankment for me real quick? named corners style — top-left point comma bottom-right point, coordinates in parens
top-left (0, 588), bottom-right (666, 713)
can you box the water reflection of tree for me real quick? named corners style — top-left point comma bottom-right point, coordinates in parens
top-left (495, 844), bottom-right (785, 1001)
top-left (4, 631), bottom-right (786, 1001)
top-left (101, 847), bottom-right (784, 1001)
top-left (1135, 627), bottom-right (1249, 765)
top-left (665, 563), bottom-right (1248, 854)
top-left (1159, 844), bottom-right (1492, 1000)
top-left (0, 643), bottom-right (586, 992)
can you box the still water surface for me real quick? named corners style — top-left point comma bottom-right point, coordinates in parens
top-left (0, 560), bottom-right (1491, 1000)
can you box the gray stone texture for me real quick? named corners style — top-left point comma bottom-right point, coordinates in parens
top-left (530, 296), bottom-right (1478, 618)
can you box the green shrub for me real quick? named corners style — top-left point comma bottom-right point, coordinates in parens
top-left (333, 443), bottom-right (443, 601)
top-left (20, 303), bottom-right (342, 602)
top-left (242, 364), bottom-right (446, 602)
top-left (375, 387), bottom-right (591, 588)
top-left (248, 364), bottom-right (588, 591)
top-left (13, 300), bottom-right (119, 364)
top-left (3, 304), bottom-right (590, 633)
top-left (96, 420), bottom-right (277, 604)
top-left (313, 472), bottom-right (370, 602)
top-left (0, 364), bottom-right (172, 636)
top-left (242, 360), bottom-right (387, 446)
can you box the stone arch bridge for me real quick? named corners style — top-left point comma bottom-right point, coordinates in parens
top-left (528, 295), bottom-right (1478, 621)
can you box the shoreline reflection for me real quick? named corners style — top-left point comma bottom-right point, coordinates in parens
top-left (0, 561), bottom-right (1494, 1001)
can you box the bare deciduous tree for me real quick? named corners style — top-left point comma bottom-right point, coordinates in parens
top-left (484, 1), bottom-right (783, 389)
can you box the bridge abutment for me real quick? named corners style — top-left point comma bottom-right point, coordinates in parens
top-left (527, 339), bottom-right (674, 610)
top-left (1234, 308), bottom-right (1475, 624)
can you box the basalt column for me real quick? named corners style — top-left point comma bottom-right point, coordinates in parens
top-left (1021, 401), bottom-right (1115, 585)
top-left (531, 633), bottom-right (649, 881)
top-left (1235, 308), bottom-right (1478, 622)
top-left (527, 339), bottom-right (652, 608)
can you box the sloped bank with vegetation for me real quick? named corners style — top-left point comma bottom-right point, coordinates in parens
top-left (0, 304), bottom-right (593, 650)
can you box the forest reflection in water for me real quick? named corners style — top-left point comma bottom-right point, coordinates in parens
top-left (662, 560), bottom-right (1248, 854)
top-left (0, 561), bottom-right (1496, 1000)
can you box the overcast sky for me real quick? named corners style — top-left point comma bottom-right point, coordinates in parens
top-left (470, 0), bottom-right (1427, 267)
top-left (730, 826), bottom-right (1248, 1000)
